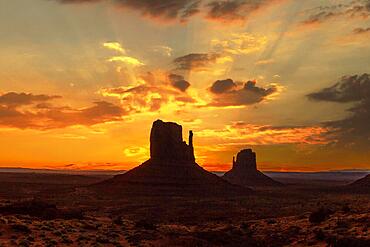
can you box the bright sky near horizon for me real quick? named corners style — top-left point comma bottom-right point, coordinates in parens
top-left (0, 0), bottom-right (369, 171)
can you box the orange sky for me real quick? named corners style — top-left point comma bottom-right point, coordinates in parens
top-left (0, 0), bottom-right (369, 172)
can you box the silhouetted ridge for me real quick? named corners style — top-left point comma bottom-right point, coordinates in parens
top-left (223, 149), bottom-right (282, 187)
top-left (349, 174), bottom-right (370, 188)
top-left (92, 120), bottom-right (250, 196)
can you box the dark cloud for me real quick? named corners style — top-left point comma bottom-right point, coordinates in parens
top-left (55, 0), bottom-right (287, 23)
top-left (307, 73), bottom-right (370, 103)
top-left (302, 0), bottom-right (370, 25)
top-left (173, 53), bottom-right (224, 70)
top-left (55, 0), bottom-right (201, 21)
top-left (208, 79), bottom-right (278, 107)
top-left (0, 92), bottom-right (126, 130)
top-left (302, 11), bottom-right (340, 26)
top-left (210, 79), bottom-right (236, 94)
top-left (206, 0), bottom-right (284, 22)
top-left (324, 98), bottom-right (370, 149)
top-left (308, 73), bottom-right (370, 149)
top-left (168, 74), bottom-right (191, 92)
top-left (57, 0), bottom-right (101, 2)
top-left (353, 27), bottom-right (370, 34)
top-left (0, 92), bottom-right (60, 107)
top-left (206, 0), bottom-right (252, 22)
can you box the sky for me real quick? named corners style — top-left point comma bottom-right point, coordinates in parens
top-left (0, 0), bottom-right (369, 172)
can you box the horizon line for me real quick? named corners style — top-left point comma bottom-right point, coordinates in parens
top-left (0, 166), bottom-right (369, 174)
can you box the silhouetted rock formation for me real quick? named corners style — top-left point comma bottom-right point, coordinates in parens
top-left (223, 149), bottom-right (282, 187)
top-left (150, 120), bottom-right (195, 163)
top-left (92, 120), bottom-right (250, 196)
top-left (349, 174), bottom-right (370, 188)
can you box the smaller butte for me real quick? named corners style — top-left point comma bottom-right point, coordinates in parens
top-left (223, 149), bottom-right (282, 187)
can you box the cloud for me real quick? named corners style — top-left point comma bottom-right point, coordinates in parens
top-left (206, 0), bottom-right (252, 22)
top-left (103, 41), bottom-right (126, 53)
top-left (168, 73), bottom-right (191, 92)
top-left (115, 0), bottom-right (201, 21)
top-left (205, 0), bottom-right (285, 23)
top-left (152, 45), bottom-right (173, 57)
top-left (197, 121), bottom-right (329, 145)
top-left (108, 56), bottom-right (145, 66)
top-left (208, 79), bottom-right (281, 107)
top-left (324, 98), bottom-right (370, 149)
top-left (335, 26), bottom-right (370, 45)
top-left (301, 1), bottom-right (370, 26)
top-left (353, 26), bottom-right (370, 34)
top-left (211, 32), bottom-right (268, 55)
top-left (307, 73), bottom-right (370, 103)
top-left (124, 146), bottom-right (148, 157)
top-left (100, 71), bottom-right (196, 113)
top-left (255, 58), bottom-right (275, 65)
top-left (56, 0), bottom-right (201, 22)
top-left (0, 92), bottom-right (61, 106)
top-left (307, 73), bottom-right (370, 149)
top-left (173, 53), bottom-right (232, 71)
top-left (55, 0), bottom-right (287, 24)
top-left (209, 79), bottom-right (236, 94)
top-left (102, 42), bottom-right (145, 67)
top-left (0, 92), bottom-right (127, 130)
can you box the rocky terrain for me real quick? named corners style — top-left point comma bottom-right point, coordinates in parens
top-left (0, 187), bottom-right (369, 246)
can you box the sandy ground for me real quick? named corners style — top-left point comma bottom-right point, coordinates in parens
top-left (0, 172), bottom-right (369, 246)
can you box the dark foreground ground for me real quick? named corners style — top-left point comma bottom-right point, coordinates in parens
top-left (0, 171), bottom-right (369, 246)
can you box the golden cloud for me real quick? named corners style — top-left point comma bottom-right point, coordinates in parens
top-left (103, 42), bottom-right (126, 53)
top-left (102, 42), bottom-right (145, 67)
top-left (108, 56), bottom-right (145, 66)
top-left (124, 146), bottom-right (148, 157)
top-left (0, 92), bottom-right (127, 130)
top-left (211, 33), bottom-right (268, 55)
top-left (197, 122), bottom-right (330, 145)
top-left (100, 71), bottom-right (198, 115)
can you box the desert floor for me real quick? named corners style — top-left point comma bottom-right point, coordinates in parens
top-left (0, 172), bottom-right (369, 246)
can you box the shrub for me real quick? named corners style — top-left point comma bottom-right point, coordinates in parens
top-left (61, 236), bottom-right (73, 244)
top-left (287, 226), bottom-right (301, 236)
top-left (26, 235), bottom-right (35, 242)
top-left (309, 207), bottom-right (333, 224)
top-left (135, 220), bottom-right (157, 230)
top-left (11, 224), bottom-right (31, 234)
top-left (314, 229), bottom-right (325, 241)
top-left (113, 216), bottom-right (123, 226)
top-left (18, 239), bottom-right (31, 247)
top-left (96, 235), bottom-right (110, 244)
top-left (326, 237), bottom-right (370, 247)
top-left (266, 219), bottom-right (277, 224)
top-left (341, 205), bottom-right (351, 213)
top-left (335, 220), bottom-right (349, 229)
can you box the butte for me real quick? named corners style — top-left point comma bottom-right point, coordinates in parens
top-left (222, 149), bottom-right (282, 187)
top-left (92, 120), bottom-right (251, 196)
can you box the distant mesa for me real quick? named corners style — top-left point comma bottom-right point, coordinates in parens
top-left (92, 120), bottom-right (250, 196)
top-left (222, 149), bottom-right (282, 187)
top-left (348, 174), bottom-right (370, 189)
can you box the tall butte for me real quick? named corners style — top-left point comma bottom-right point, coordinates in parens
top-left (222, 149), bottom-right (282, 187)
top-left (93, 120), bottom-right (250, 196)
